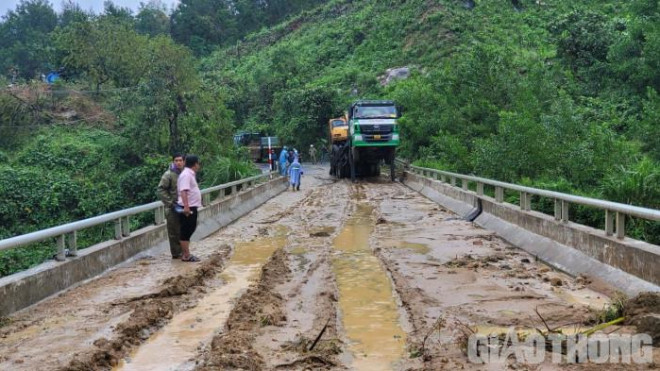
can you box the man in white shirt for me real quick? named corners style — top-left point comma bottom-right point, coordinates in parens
top-left (177, 155), bottom-right (202, 262)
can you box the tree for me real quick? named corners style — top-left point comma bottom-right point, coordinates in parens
top-left (272, 86), bottom-right (339, 150)
top-left (0, 0), bottom-right (58, 80)
top-left (55, 18), bottom-right (150, 91)
top-left (549, 10), bottom-right (614, 73)
top-left (170, 0), bottom-right (237, 55)
top-left (101, 0), bottom-right (135, 25)
top-left (136, 1), bottom-right (170, 37)
top-left (58, 0), bottom-right (89, 27)
top-left (133, 36), bottom-right (200, 153)
top-left (608, 0), bottom-right (660, 93)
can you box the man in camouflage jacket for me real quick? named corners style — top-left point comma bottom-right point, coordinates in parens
top-left (157, 154), bottom-right (185, 258)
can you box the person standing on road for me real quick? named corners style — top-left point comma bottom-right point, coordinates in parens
top-left (309, 144), bottom-right (317, 164)
top-left (177, 155), bottom-right (203, 262)
top-left (157, 154), bottom-right (184, 259)
top-left (288, 157), bottom-right (303, 191)
top-left (287, 148), bottom-right (296, 168)
top-left (279, 146), bottom-right (288, 176)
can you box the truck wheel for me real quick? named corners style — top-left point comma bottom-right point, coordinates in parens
top-left (390, 151), bottom-right (396, 181)
top-left (349, 148), bottom-right (356, 182)
top-left (329, 146), bottom-right (336, 176)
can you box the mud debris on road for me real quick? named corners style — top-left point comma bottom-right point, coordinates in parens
top-left (1, 164), bottom-right (659, 371)
top-left (196, 248), bottom-right (291, 370)
top-left (65, 252), bottom-right (230, 370)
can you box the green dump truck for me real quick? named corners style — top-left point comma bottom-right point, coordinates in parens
top-left (330, 100), bottom-right (400, 181)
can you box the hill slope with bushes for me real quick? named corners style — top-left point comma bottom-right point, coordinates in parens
top-left (201, 0), bottom-right (659, 242)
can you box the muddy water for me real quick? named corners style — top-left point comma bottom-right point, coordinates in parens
top-left (117, 228), bottom-right (288, 371)
top-left (332, 203), bottom-right (406, 370)
top-left (385, 240), bottom-right (430, 254)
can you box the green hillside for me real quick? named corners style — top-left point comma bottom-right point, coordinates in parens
top-left (201, 0), bottom-right (659, 241)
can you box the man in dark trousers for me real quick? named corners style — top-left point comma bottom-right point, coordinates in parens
top-left (177, 155), bottom-right (203, 262)
top-left (157, 154), bottom-right (184, 258)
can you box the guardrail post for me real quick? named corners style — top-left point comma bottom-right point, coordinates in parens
top-left (462, 179), bottom-right (468, 190)
top-left (554, 199), bottom-right (561, 221)
top-left (56, 235), bottom-right (66, 261)
top-left (121, 216), bottom-right (130, 237)
top-left (220, 188), bottom-right (226, 199)
top-left (202, 193), bottom-right (211, 207)
top-left (520, 192), bottom-right (531, 211)
top-left (561, 201), bottom-right (569, 223)
top-left (441, 174), bottom-right (446, 183)
top-left (605, 210), bottom-right (614, 236)
top-left (67, 231), bottom-right (77, 257)
top-left (231, 185), bottom-right (237, 195)
top-left (115, 218), bottom-right (122, 239)
top-left (155, 206), bottom-right (164, 225)
top-left (477, 182), bottom-right (484, 196)
top-left (616, 212), bottom-right (625, 239)
top-left (451, 177), bottom-right (456, 186)
top-left (495, 187), bottom-right (504, 202)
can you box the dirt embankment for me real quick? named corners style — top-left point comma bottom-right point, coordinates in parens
top-left (625, 292), bottom-right (660, 346)
top-left (62, 252), bottom-right (230, 370)
top-left (196, 248), bottom-right (291, 370)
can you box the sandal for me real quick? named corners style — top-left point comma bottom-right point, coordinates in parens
top-left (181, 255), bottom-right (200, 262)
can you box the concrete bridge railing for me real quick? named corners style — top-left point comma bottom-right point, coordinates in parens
top-left (396, 160), bottom-right (660, 295)
top-left (397, 161), bottom-right (660, 239)
top-left (0, 172), bottom-right (275, 261)
top-left (0, 170), bottom-right (287, 315)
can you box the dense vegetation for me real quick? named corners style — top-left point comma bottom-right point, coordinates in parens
top-left (198, 0), bottom-right (659, 242)
top-left (0, 0), bottom-right (265, 276)
top-left (0, 0), bottom-right (658, 276)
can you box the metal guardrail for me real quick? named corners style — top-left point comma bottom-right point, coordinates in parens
top-left (396, 160), bottom-right (660, 240)
top-left (0, 171), bottom-right (277, 261)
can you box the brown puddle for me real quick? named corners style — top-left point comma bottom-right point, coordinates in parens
top-left (332, 204), bottom-right (406, 370)
top-left (116, 227), bottom-right (288, 371)
top-left (386, 240), bottom-right (430, 254)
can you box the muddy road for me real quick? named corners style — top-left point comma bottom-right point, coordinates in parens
top-left (1, 165), bottom-right (657, 370)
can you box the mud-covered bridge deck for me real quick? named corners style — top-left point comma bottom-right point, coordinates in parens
top-left (0, 165), bottom-right (659, 370)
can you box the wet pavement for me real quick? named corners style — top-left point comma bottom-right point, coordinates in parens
top-left (1, 164), bottom-right (657, 370)
top-left (331, 203), bottom-right (407, 370)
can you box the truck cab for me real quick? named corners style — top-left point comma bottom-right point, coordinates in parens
top-left (348, 100), bottom-right (400, 148)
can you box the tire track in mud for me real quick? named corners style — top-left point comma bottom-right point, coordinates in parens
top-left (197, 179), bottom-right (349, 370)
top-left (63, 252), bottom-right (231, 370)
top-left (196, 179), bottom-right (353, 370)
top-left (196, 248), bottom-right (292, 370)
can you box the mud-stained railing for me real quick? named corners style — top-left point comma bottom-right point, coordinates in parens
top-left (398, 162), bottom-right (660, 241)
top-left (0, 171), bottom-right (277, 261)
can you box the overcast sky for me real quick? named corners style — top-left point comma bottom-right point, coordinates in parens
top-left (1, 1), bottom-right (180, 18)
